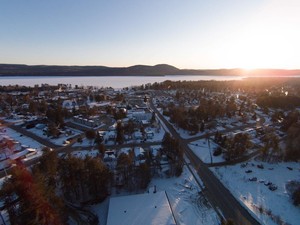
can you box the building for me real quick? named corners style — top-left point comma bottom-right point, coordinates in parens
top-left (107, 191), bottom-right (176, 225)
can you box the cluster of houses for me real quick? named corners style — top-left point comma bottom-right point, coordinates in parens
top-left (0, 84), bottom-right (163, 171)
top-left (0, 133), bottom-right (37, 170)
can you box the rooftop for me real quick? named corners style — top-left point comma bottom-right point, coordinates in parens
top-left (107, 191), bottom-right (176, 225)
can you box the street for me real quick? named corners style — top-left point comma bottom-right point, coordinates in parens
top-left (149, 96), bottom-right (261, 225)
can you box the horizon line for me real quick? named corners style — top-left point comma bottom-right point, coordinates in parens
top-left (1, 62), bottom-right (300, 71)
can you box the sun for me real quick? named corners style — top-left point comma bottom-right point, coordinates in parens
top-left (218, 0), bottom-right (300, 70)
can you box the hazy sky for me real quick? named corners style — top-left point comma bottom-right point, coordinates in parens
top-left (1, 0), bottom-right (300, 69)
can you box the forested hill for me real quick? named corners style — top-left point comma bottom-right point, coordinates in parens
top-left (0, 63), bottom-right (299, 76)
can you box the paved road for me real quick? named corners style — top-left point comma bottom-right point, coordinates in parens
top-left (149, 96), bottom-right (261, 225)
top-left (1, 97), bottom-right (262, 224)
top-left (0, 124), bottom-right (161, 177)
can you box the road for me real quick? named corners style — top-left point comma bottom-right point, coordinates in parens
top-left (1, 97), bottom-right (261, 224)
top-left (149, 96), bottom-right (261, 225)
top-left (0, 121), bottom-right (162, 177)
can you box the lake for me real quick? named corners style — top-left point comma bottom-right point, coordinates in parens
top-left (0, 75), bottom-right (246, 89)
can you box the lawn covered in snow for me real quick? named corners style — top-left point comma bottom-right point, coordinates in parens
top-left (211, 160), bottom-right (300, 225)
top-left (26, 126), bottom-right (81, 146)
top-left (2, 128), bottom-right (44, 150)
top-left (189, 139), bottom-right (225, 164)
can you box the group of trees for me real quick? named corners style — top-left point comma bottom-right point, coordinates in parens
top-left (162, 133), bottom-right (184, 176)
top-left (59, 155), bottom-right (111, 203)
top-left (46, 104), bottom-right (69, 131)
top-left (257, 95), bottom-right (300, 110)
top-left (269, 109), bottom-right (300, 161)
top-left (164, 95), bottom-right (239, 133)
top-left (214, 131), bottom-right (251, 160)
top-left (260, 129), bottom-right (281, 161)
top-left (0, 149), bottom-right (111, 225)
top-left (285, 122), bottom-right (300, 161)
top-left (147, 77), bottom-right (300, 95)
top-left (0, 149), bottom-right (66, 225)
top-left (292, 186), bottom-right (300, 206)
top-left (225, 133), bottom-right (251, 160)
top-left (116, 151), bottom-right (151, 191)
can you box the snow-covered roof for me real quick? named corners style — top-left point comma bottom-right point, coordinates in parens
top-left (134, 147), bottom-right (145, 156)
top-left (119, 147), bottom-right (132, 156)
top-left (107, 191), bottom-right (176, 225)
top-left (9, 148), bottom-right (36, 160)
top-left (151, 146), bottom-right (161, 157)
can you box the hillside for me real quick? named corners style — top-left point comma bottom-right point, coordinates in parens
top-left (0, 64), bottom-right (299, 76)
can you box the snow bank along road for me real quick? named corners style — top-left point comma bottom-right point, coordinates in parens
top-left (149, 96), bottom-right (261, 225)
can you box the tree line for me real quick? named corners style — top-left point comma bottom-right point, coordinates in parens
top-left (0, 149), bottom-right (111, 225)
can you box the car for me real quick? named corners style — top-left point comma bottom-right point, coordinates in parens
top-left (249, 177), bottom-right (257, 181)
top-left (269, 184), bottom-right (278, 191)
top-left (63, 140), bottom-right (70, 146)
top-left (257, 164), bottom-right (264, 169)
top-left (264, 181), bottom-right (272, 186)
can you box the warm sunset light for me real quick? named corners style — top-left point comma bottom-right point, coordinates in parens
top-left (210, 0), bottom-right (300, 70)
top-left (1, 2), bottom-right (300, 225)
top-left (0, 0), bottom-right (299, 69)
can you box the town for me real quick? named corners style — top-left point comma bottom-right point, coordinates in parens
top-left (0, 77), bottom-right (299, 225)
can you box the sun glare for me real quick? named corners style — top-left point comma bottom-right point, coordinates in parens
top-left (217, 0), bottom-right (300, 70)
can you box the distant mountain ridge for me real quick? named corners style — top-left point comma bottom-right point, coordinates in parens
top-left (0, 63), bottom-right (299, 77)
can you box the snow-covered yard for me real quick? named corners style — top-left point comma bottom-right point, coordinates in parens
top-left (27, 126), bottom-right (81, 146)
top-left (211, 160), bottom-right (300, 225)
top-left (2, 128), bottom-right (44, 150)
top-left (189, 139), bottom-right (225, 164)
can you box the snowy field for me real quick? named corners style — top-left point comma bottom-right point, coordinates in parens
top-left (189, 139), bottom-right (225, 164)
top-left (27, 126), bottom-right (81, 146)
top-left (2, 128), bottom-right (44, 150)
top-left (89, 166), bottom-right (219, 225)
top-left (211, 160), bottom-right (300, 225)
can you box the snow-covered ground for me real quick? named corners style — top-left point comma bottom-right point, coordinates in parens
top-left (2, 128), bottom-right (44, 150)
top-left (211, 160), bottom-right (300, 225)
top-left (177, 128), bottom-right (207, 140)
top-left (27, 126), bottom-right (81, 146)
top-left (89, 166), bottom-right (219, 225)
top-left (189, 139), bottom-right (225, 164)
top-left (72, 137), bottom-right (94, 147)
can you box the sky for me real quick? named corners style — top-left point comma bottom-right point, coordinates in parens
top-left (1, 0), bottom-right (300, 69)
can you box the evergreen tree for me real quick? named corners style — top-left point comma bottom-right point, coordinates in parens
top-left (85, 129), bottom-right (96, 145)
top-left (84, 157), bottom-right (111, 200)
top-left (116, 121), bottom-right (124, 144)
